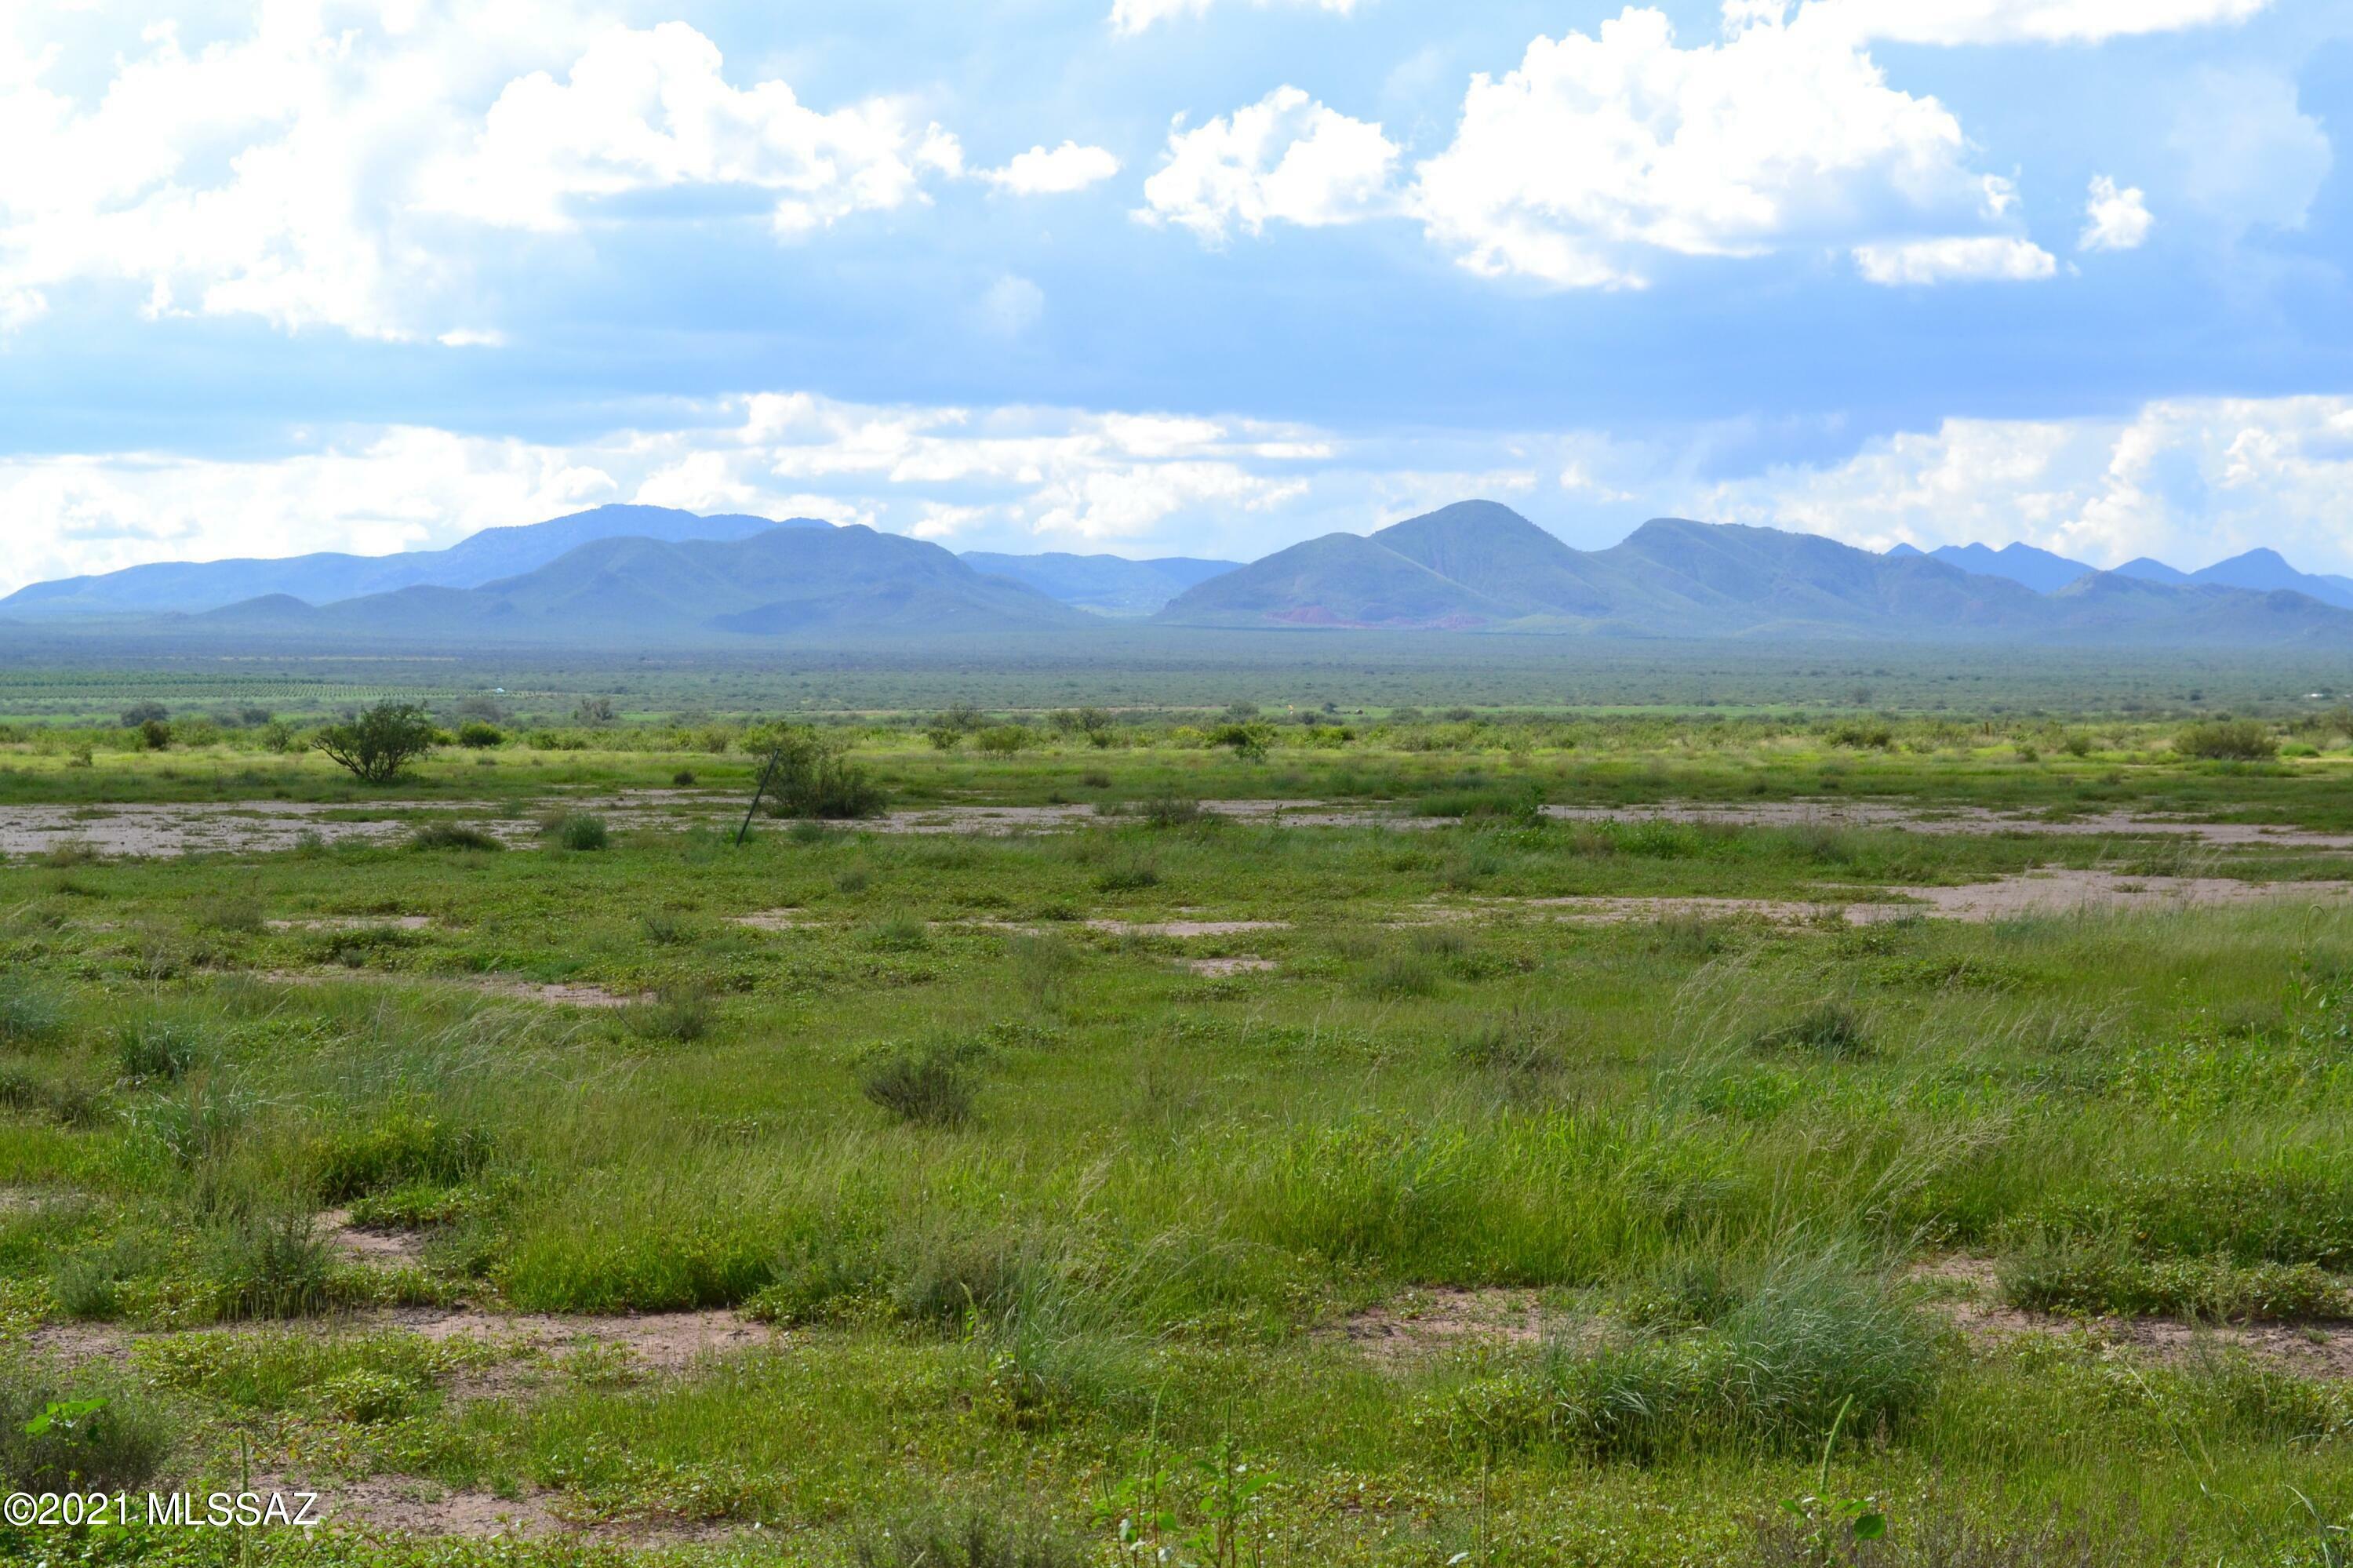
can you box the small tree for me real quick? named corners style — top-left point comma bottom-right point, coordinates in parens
top-left (1208, 722), bottom-right (1275, 761)
top-left (313, 702), bottom-right (438, 784)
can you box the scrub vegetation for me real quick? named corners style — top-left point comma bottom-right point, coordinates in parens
top-left (2, 650), bottom-right (2353, 1564)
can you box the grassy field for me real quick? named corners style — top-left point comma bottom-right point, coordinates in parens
top-left (5, 675), bottom-right (2353, 1565)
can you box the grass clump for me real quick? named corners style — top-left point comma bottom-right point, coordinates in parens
top-left (307, 1108), bottom-right (493, 1202)
top-left (851, 1499), bottom-right (1087, 1568)
top-left (1751, 1000), bottom-right (1872, 1060)
top-left (545, 812), bottom-right (610, 851)
top-left (202, 1210), bottom-right (336, 1320)
top-left (0, 981), bottom-right (66, 1046)
top-left (116, 1020), bottom-right (204, 1081)
top-left (1443, 1249), bottom-right (1937, 1461)
top-left (858, 1039), bottom-right (983, 1126)
top-left (408, 822), bottom-right (504, 852)
top-left (624, 985), bottom-right (718, 1042)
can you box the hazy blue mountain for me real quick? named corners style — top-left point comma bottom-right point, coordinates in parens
top-left (958, 551), bottom-right (1238, 616)
top-left (2115, 556), bottom-right (2191, 584)
top-left (1918, 541), bottom-right (2096, 593)
top-left (0, 504), bottom-right (820, 620)
top-left (1158, 501), bottom-right (2353, 644)
top-left (2187, 548), bottom-right (2353, 609)
top-left (195, 525), bottom-right (1086, 642)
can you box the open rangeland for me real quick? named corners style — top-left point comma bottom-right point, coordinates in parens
top-left (6, 693), bottom-right (2353, 1566)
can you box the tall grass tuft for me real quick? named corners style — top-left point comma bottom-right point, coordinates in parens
top-left (858, 1039), bottom-right (981, 1127)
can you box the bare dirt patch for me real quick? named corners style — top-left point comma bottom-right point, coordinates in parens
top-left (1449, 871), bottom-right (2353, 930)
top-left (1185, 956), bottom-right (1277, 976)
top-left (250, 971), bottom-right (644, 1008)
top-left (1542, 799), bottom-right (2353, 850)
top-left (1091, 918), bottom-right (1290, 937)
top-left (1914, 1255), bottom-right (2353, 1378)
top-left (1847, 869), bottom-right (2353, 922)
top-left (319, 1208), bottom-right (429, 1268)
top-left (1326, 1286), bottom-right (1553, 1366)
top-left (730, 908), bottom-right (813, 931)
top-left (267, 915), bottom-right (434, 932)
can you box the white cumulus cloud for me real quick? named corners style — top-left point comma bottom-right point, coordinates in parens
top-left (1409, 6), bottom-right (2049, 288)
top-left (2079, 175), bottom-right (2151, 251)
top-left (420, 22), bottom-right (952, 238)
top-left (980, 143), bottom-right (1122, 195)
top-left (1853, 235), bottom-right (2058, 283)
top-left (1800, 0), bottom-right (2271, 45)
top-left (1140, 88), bottom-right (1400, 242)
top-left (1109, 0), bottom-right (1360, 36)
top-left (0, 6), bottom-right (966, 341)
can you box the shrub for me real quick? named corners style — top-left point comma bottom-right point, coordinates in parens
top-left (858, 1040), bottom-right (980, 1126)
top-left (976, 726), bottom-right (1031, 757)
top-left (1094, 857), bottom-right (1160, 893)
top-left (546, 813), bottom-right (609, 851)
top-left (408, 823), bottom-right (503, 852)
top-left (1140, 793), bottom-right (1207, 828)
top-left (624, 987), bottom-right (716, 1043)
top-left (118, 702), bottom-right (168, 728)
top-left (1825, 720), bottom-right (1894, 750)
top-left (2175, 719), bottom-right (2277, 761)
top-left (203, 1210), bottom-right (334, 1319)
top-left (307, 1110), bottom-right (493, 1202)
top-left (1752, 1001), bottom-right (1871, 1060)
top-left (1208, 722), bottom-right (1275, 760)
top-left (313, 702), bottom-right (438, 784)
top-left (117, 1021), bottom-right (204, 1081)
top-left (752, 726), bottom-right (888, 818)
top-left (867, 913), bottom-right (930, 951)
top-left (137, 719), bottom-right (173, 751)
top-left (0, 982), bottom-right (65, 1046)
top-left (671, 769), bottom-right (697, 787)
top-left (1356, 948), bottom-right (1438, 999)
top-left (850, 1501), bottom-right (1086, 1568)
top-left (0, 1359), bottom-right (173, 1491)
top-left (456, 721), bottom-right (504, 748)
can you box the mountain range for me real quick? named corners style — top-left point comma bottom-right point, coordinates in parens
top-left (1155, 500), bottom-right (2353, 644)
top-left (9, 498), bottom-right (2353, 646)
top-left (1890, 539), bottom-right (2353, 609)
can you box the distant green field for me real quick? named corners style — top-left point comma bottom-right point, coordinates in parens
top-left (3, 695), bottom-right (2353, 1565)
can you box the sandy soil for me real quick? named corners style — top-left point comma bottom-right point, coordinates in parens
top-left (267, 915), bottom-right (435, 932)
top-left (1184, 956), bottom-right (1277, 976)
top-left (250, 971), bottom-right (645, 1007)
top-left (1325, 1286), bottom-right (1553, 1366)
top-left (1542, 799), bottom-right (2353, 849)
top-left (1089, 918), bottom-right (1289, 937)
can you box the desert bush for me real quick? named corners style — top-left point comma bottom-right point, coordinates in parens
top-left (624, 986), bottom-right (717, 1042)
top-left (545, 813), bottom-right (609, 851)
top-left (2174, 719), bottom-right (2276, 761)
top-left (313, 701), bottom-right (438, 784)
top-left (203, 1210), bottom-right (334, 1319)
top-left (850, 1499), bottom-right (1086, 1568)
top-left (1752, 1001), bottom-right (1872, 1060)
top-left (117, 1020), bottom-right (204, 1081)
top-left (407, 822), bottom-right (503, 853)
top-left (456, 721), bottom-right (504, 748)
top-left (0, 1357), bottom-right (173, 1490)
top-left (858, 1039), bottom-right (982, 1127)
top-left (751, 725), bottom-right (887, 818)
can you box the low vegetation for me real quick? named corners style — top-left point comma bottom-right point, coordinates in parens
top-left (0, 658), bottom-right (2349, 1563)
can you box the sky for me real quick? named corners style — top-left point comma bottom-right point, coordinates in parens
top-left (2, 0), bottom-right (2350, 593)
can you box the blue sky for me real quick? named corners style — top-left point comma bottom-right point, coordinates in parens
top-left (2, 0), bottom-right (2348, 591)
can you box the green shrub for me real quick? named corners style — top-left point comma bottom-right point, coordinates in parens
top-left (1752, 1001), bottom-right (1871, 1060)
top-left (2175, 719), bottom-right (2276, 761)
top-left (548, 813), bottom-right (609, 851)
top-left (751, 726), bottom-right (889, 817)
top-left (456, 721), bottom-right (504, 748)
top-left (307, 1110), bottom-right (493, 1202)
top-left (203, 1210), bottom-right (334, 1319)
top-left (0, 983), bottom-right (65, 1046)
top-left (624, 987), bottom-right (716, 1043)
top-left (850, 1500), bottom-right (1087, 1568)
top-left (0, 1359), bottom-right (173, 1490)
top-left (408, 822), bottom-right (503, 853)
top-left (1094, 857), bottom-right (1160, 893)
top-left (312, 700), bottom-right (438, 783)
top-left (1140, 793), bottom-right (1208, 828)
top-left (116, 1021), bottom-right (204, 1081)
top-left (1437, 1253), bottom-right (1936, 1461)
top-left (858, 1040), bottom-right (981, 1127)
